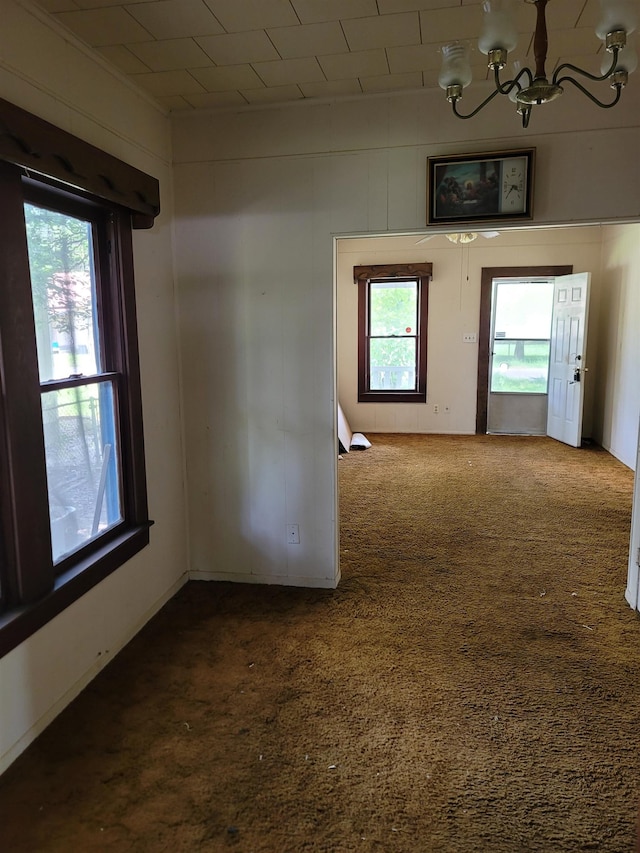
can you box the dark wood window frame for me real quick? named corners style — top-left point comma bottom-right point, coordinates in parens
top-left (476, 265), bottom-right (573, 434)
top-left (354, 263), bottom-right (432, 404)
top-left (0, 99), bottom-right (159, 658)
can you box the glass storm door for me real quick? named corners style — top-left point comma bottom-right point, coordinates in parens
top-left (487, 278), bottom-right (555, 435)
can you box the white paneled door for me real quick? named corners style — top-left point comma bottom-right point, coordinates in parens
top-left (546, 273), bottom-right (591, 448)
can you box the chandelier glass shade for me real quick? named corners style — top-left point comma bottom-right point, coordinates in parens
top-left (438, 0), bottom-right (638, 127)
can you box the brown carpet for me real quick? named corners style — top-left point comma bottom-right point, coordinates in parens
top-left (1, 434), bottom-right (639, 852)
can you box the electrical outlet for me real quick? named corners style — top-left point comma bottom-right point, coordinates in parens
top-left (434, 404), bottom-right (439, 413)
top-left (287, 524), bottom-right (300, 545)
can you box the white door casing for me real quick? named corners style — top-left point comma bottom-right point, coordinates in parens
top-left (546, 273), bottom-right (591, 448)
top-left (626, 419), bottom-right (640, 610)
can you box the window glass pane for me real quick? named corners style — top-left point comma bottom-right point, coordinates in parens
top-left (370, 281), bottom-right (417, 336)
top-left (492, 280), bottom-right (554, 394)
top-left (41, 382), bottom-right (122, 564)
top-left (491, 340), bottom-right (552, 393)
top-left (370, 338), bottom-right (417, 390)
top-left (24, 204), bottom-right (100, 382)
top-left (493, 280), bottom-right (554, 338)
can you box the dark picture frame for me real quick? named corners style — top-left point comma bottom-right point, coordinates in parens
top-left (427, 149), bottom-right (535, 226)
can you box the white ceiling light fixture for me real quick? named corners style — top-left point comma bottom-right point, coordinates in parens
top-left (416, 231), bottom-right (500, 245)
top-left (446, 232), bottom-right (479, 243)
top-left (438, 0), bottom-right (638, 128)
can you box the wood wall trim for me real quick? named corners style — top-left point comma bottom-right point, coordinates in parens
top-left (354, 263), bottom-right (433, 282)
top-left (0, 97), bottom-right (160, 226)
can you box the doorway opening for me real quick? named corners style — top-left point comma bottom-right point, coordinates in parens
top-left (487, 276), bottom-right (555, 435)
top-left (476, 266), bottom-right (571, 435)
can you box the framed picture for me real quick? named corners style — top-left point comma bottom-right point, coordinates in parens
top-left (427, 149), bottom-right (534, 226)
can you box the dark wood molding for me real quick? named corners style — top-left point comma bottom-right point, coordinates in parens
top-left (0, 163), bottom-right (152, 654)
top-left (356, 267), bottom-right (430, 404)
top-left (476, 265), bottom-right (573, 434)
top-left (354, 263), bottom-right (433, 282)
top-left (0, 162), bottom-right (54, 604)
top-left (0, 96), bottom-right (160, 225)
top-left (0, 525), bottom-right (151, 658)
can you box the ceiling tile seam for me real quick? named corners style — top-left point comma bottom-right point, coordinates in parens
top-left (16, 0), bottom-right (169, 116)
top-left (575, 1), bottom-right (589, 28)
top-left (201, 0), bottom-right (231, 35)
top-left (289, 0), bottom-right (302, 27)
top-left (121, 4), bottom-right (155, 44)
top-left (264, 28), bottom-right (285, 63)
top-left (123, 43), bottom-right (154, 74)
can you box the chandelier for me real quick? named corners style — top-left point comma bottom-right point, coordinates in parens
top-left (438, 0), bottom-right (638, 127)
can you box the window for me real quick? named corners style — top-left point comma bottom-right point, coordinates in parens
top-left (490, 279), bottom-right (555, 394)
top-left (0, 99), bottom-right (159, 656)
top-left (354, 264), bottom-right (431, 403)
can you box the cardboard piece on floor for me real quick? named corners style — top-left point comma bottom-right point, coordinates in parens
top-left (337, 402), bottom-right (353, 454)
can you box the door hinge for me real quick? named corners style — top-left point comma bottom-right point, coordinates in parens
top-left (637, 546), bottom-right (640, 567)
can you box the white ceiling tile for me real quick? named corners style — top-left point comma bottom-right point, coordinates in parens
top-left (387, 42), bottom-right (443, 73)
top-left (202, 0), bottom-right (299, 33)
top-left (185, 91), bottom-right (249, 108)
top-left (253, 57), bottom-right (325, 87)
top-left (267, 22), bottom-right (349, 59)
top-left (241, 84), bottom-right (304, 103)
top-left (97, 44), bottom-right (152, 73)
top-left (132, 69), bottom-right (207, 95)
top-left (126, 0), bottom-right (225, 39)
top-left (318, 48), bottom-right (389, 80)
top-left (544, 0), bottom-right (589, 30)
top-left (342, 12), bottom-right (420, 51)
top-left (73, 0), bottom-right (157, 6)
top-left (299, 78), bottom-right (363, 98)
top-left (36, 0), bottom-right (79, 11)
top-left (291, 0), bottom-right (377, 24)
top-left (541, 27), bottom-right (603, 58)
top-left (551, 52), bottom-right (602, 78)
top-left (156, 94), bottom-right (193, 110)
top-left (129, 38), bottom-right (212, 71)
top-left (418, 6), bottom-right (483, 44)
top-left (55, 8), bottom-right (154, 46)
top-left (196, 31), bottom-right (280, 65)
top-left (360, 70), bottom-right (423, 92)
top-left (32, 0), bottom-right (624, 112)
top-left (190, 63), bottom-right (266, 91)
top-left (378, 0), bottom-right (459, 11)
top-left (577, 0), bottom-right (602, 29)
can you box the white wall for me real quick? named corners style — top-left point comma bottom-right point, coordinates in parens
top-left (336, 228), bottom-right (604, 436)
top-left (595, 225), bottom-right (640, 469)
top-left (172, 86), bottom-right (640, 592)
top-left (0, 0), bottom-right (187, 774)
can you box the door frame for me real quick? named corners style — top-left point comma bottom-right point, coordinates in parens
top-left (476, 265), bottom-right (572, 434)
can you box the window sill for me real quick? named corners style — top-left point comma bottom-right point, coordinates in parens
top-left (358, 391), bottom-right (427, 403)
top-left (0, 523), bottom-right (151, 659)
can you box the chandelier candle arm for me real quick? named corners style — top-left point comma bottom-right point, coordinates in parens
top-left (554, 74), bottom-right (624, 108)
top-left (439, 0), bottom-right (638, 126)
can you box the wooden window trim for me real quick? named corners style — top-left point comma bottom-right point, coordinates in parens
top-left (0, 158), bottom-right (151, 658)
top-left (354, 263), bottom-right (432, 404)
top-left (0, 97), bottom-right (159, 228)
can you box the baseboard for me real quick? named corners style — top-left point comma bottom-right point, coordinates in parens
top-left (188, 570), bottom-right (339, 590)
top-left (0, 572), bottom-right (188, 776)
